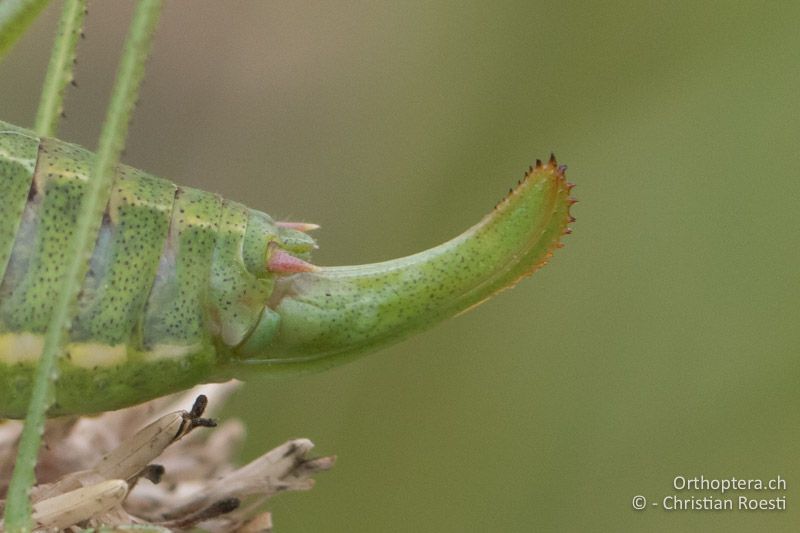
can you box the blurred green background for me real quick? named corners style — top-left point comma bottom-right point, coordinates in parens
top-left (2, 1), bottom-right (799, 531)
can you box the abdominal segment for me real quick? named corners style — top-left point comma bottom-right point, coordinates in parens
top-left (0, 121), bottom-right (271, 416)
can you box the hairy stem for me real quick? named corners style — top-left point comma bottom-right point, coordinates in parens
top-left (34, 0), bottom-right (87, 138)
top-left (4, 1), bottom-right (163, 530)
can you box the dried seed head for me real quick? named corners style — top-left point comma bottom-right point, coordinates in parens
top-left (1, 382), bottom-right (334, 531)
top-left (32, 479), bottom-right (128, 529)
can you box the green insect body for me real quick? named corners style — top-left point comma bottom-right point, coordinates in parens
top-left (0, 119), bottom-right (574, 418)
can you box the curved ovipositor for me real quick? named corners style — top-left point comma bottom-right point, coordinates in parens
top-left (0, 120), bottom-right (575, 417)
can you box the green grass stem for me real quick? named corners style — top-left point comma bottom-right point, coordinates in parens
top-left (0, 0), bottom-right (52, 63)
top-left (3, 1), bottom-right (163, 530)
top-left (34, 0), bottom-right (87, 138)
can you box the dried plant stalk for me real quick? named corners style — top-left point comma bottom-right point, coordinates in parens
top-left (0, 381), bottom-right (334, 531)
